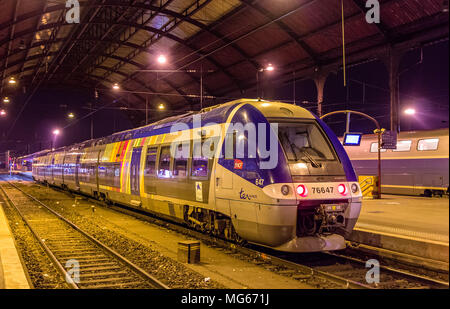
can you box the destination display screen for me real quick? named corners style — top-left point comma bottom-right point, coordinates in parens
top-left (343, 133), bottom-right (362, 146)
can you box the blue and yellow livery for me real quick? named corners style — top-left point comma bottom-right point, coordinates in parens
top-left (32, 99), bottom-right (362, 252)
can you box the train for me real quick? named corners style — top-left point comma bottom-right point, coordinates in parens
top-left (343, 128), bottom-right (449, 197)
top-left (29, 99), bottom-right (363, 252)
top-left (0, 151), bottom-right (10, 173)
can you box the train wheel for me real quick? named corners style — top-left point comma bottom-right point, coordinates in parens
top-left (424, 189), bottom-right (432, 197)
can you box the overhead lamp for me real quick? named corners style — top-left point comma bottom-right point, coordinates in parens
top-left (158, 103), bottom-right (165, 110)
top-left (68, 112), bottom-right (75, 119)
top-left (112, 83), bottom-right (120, 90)
top-left (3, 97), bottom-right (10, 103)
top-left (157, 54), bottom-right (167, 64)
top-left (8, 77), bottom-right (17, 85)
top-left (442, 0), bottom-right (449, 12)
top-left (0, 110), bottom-right (6, 116)
top-left (265, 63), bottom-right (274, 71)
top-left (404, 108), bottom-right (416, 115)
top-left (53, 129), bottom-right (60, 136)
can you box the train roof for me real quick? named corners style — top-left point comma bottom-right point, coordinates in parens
top-left (70, 99), bottom-right (315, 148)
top-left (28, 99), bottom-right (316, 157)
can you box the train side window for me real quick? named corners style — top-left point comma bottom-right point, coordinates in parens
top-left (370, 143), bottom-right (387, 153)
top-left (158, 146), bottom-right (172, 178)
top-left (417, 138), bottom-right (439, 151)
top-left (173, 142), bottom-right (189, 178)
top-left (393, 140), bottom-right (412, 152)
top-left (191, 141), bottom-right (209, 178)
top-left (144, 147), bottom-right (158, 176)
top-left (98, 165), bottom-right (107, 180)
top-left (113, 163), bottom-right (121, 187)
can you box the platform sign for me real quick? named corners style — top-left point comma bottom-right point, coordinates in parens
top-left (381, 130), bottom-right (397, 149)
top-left (343, 133), bottom-right (362, 146)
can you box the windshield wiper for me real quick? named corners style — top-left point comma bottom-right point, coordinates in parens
top-left (300, 148), bottom-right (322, 168)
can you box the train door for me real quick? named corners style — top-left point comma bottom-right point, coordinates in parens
top-left (75, 154), bottom-right (81, 189)
top-left (130, 147), bottom-right (142, 196)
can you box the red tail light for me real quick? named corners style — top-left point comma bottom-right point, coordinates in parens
top-left (296, 184), bottom-right (308, 197)
top-left (338, 184), bottom-right (348, 195)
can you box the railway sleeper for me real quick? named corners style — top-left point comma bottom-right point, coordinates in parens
top-left (80, 271), bottom-right (129, 278)
top-left (80, 265), bottom-right (122, 272)
top-left (80, 277), bottom-right (140, 285)
top-left (82, 281), bottom-right (144, 289)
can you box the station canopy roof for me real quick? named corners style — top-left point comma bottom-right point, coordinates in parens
top-left (1, 0), bottom-right (448, 124)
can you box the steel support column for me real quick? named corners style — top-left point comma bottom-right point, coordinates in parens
top-left (313, 70), bottom-right (329, 117)
top-left (384, 48), bottom-right (402, 133)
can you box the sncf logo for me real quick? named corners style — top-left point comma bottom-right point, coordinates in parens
top-left (234, 159), bottom-right (243, 170)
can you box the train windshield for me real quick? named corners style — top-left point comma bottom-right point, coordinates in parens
top-left (278, 122), bottom-right (337, 163)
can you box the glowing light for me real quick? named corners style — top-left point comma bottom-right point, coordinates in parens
top-left (0, 110), bottom-right (6, 116)
top-left (294, 163), bottom-right (308, 169)
top-left (157, 54), bottom-right (167, 64)
top-left (68, 113), bottom-right (75, 119)
top-left (296, 184), bottom-right (308, 197)
top-left (3, 97), bottom-right (10, 103)
top-left (404, 108), bottom-right (415, 115)
top-left (158, 103), bottom-right (165, 110)
top-left (265, 63), bottom-right (274, 71)
top-left (338, 184), bottom-right (348, 195)
top-left (8, 77), bottom-right (17, 85)
top-left (112, 83), bottom-right (120, 90)
top-left (53, 129), bottom-right (60, 136)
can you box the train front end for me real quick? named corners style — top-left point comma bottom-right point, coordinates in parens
top-left (223, 100), bottom-right (362, 252)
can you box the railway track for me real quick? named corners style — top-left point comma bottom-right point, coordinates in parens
top-left (0, 181), bottom-right (169, 289)
top-left (98, 200), bottom-right (450, 289)
top-left (6, 179), bottom-right (450, 289)
top-left (272, 250), bottom-right (449, 289)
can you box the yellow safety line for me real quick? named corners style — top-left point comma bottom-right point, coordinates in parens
top-left (382, 184), bottom-right (447, 190)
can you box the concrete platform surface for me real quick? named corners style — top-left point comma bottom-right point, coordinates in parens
top-left (0, 200), bottom-right (30, 289)
top-left (357, 195), bottom-right (448, 243)
top-left (350, 195), bottom-right (449, 265)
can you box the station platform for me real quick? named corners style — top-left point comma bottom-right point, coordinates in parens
top-left (0, 196), bottom-right (30, 289)
top-left (349, 194), bottom-right (449, 269)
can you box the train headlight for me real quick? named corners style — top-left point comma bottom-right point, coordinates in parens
top-left (338, 184), bottom-right (348, 196)
top-left (281, 185), bottom-right (290, 196)
top-left (296, 184), bottom-right (308, 197)
top-left (351, 183), bottom-right (359, 193)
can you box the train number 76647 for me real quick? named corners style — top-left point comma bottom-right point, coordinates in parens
top-left (312, 186), bottom-right (334, 194)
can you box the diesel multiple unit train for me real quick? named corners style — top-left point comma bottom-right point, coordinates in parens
top-left (343, 128), bottom-right (449, 197)
top-left (29, 99), bottom-right (363, 252)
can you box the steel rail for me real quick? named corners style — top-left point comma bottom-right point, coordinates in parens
top-left (33, 183), bottom-right (371, 289)
top-left (0, 182), bottom-right (79, 289)
top-left (1, 181), bottom-right (169, 289)
top-left (325, 251), bottom-right (449, 288)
